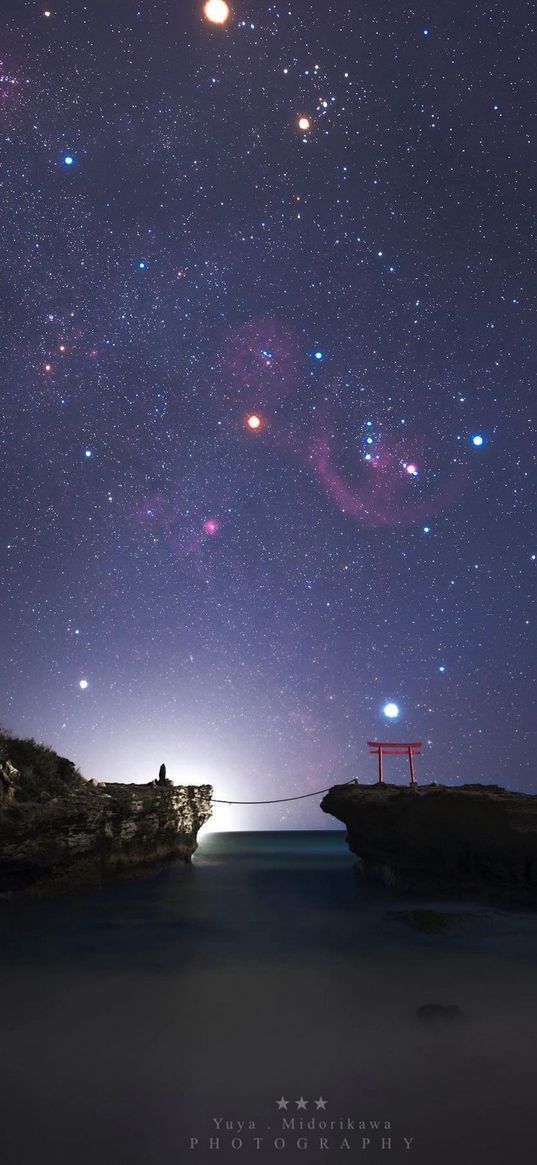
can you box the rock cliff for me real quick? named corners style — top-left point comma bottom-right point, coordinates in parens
top-left (0, 734), bottom-right (212, 896)
top-left (321, 781), bottom-right (537, 899)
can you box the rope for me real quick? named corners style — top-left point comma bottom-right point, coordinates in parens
top-left (211, 781), bottom-right (356, 805)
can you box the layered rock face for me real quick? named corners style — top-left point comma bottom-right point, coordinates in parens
top-left (321, 782), bottom-right (537, 898)
top-left (0, 739), bottom-right (212, 896)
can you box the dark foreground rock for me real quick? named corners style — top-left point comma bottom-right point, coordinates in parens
top-left (0, 734), bottom-right (212, 897)
top-left (321, 782), bottom-right (537, 900)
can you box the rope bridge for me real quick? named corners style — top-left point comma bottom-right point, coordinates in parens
top-left (211, 782), bottom-right (357, 805)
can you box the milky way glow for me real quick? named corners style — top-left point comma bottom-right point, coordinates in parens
top-left (383, 702), bottom-right (400, 719)
top-left (203, 0), bottom-right (230, 24)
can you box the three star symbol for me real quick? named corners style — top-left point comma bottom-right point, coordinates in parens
top-left (276, 1097), bottom-right (327, 1110)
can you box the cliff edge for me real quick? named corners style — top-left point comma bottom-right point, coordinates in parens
top-left (0, 733), bottom-right (212, 896)
top-left (321, 781), bottom-right (537, 899)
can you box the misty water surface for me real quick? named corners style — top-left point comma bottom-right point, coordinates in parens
top-left (1, 831), bottom-right (537, 1164)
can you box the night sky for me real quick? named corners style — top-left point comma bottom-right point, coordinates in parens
top-left (1, 0), bottom-right (535, 829)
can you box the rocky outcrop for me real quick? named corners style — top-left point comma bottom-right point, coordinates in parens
top-left (321, 782), bottom-right (537, 899)
top-left (0, 759), bottom-right (18, 803)
top-left (0, 737), bottom-right (212, 896)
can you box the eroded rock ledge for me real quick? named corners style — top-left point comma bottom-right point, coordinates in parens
top-left (321, 782), bottom-right (537, 899)
top-left (0, 739), bottom-right (212, 896)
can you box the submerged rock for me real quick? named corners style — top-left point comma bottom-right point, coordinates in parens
top-left (387, 909), bottom-right (482, 934)
top-left (0, 734), bottom-right (212, 897)
top-left (417, 1003), bottom-right (464, 1023)
top-left (321, 782), bottom-right (537, 900)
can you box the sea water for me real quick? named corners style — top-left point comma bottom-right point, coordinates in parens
top-left (1, 830), bottom-right (537, 1164)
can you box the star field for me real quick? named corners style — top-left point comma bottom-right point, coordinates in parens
top-left (0, 0), bottom-right (535, 828)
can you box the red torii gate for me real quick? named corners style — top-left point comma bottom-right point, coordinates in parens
top-left (368, 741), bottom-right (422, 786)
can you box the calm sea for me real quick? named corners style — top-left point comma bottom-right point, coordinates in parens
top-left (1, 829), bottom-right (537, 1165)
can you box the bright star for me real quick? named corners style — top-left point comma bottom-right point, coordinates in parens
top-left (312, 350), bottom-right (324, 361)
top-left (138, 261), bottom-right (146, 270)
top-left (471, 433), bottom-right (484, 447)
top-left (383, 702), bottom-right (400, 719)
top-left (203, 0), bottom-right (230, 23)
top-left (79, 679), bottom-right (89, 690)
top-left (298, 115), bottom-right (312, 132)
top-left (405, 463), bottom-right (418, 476)
top-left (246, 413), bottom-right (262, 431)
top-left (84, 449), bottom-right (93, 459)
top-left (62, 154), bottom-right (75, 167)
top-left (423, 526), bottom-right (431, 533)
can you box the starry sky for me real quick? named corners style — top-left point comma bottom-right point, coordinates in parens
top-left (1, 0), bottom-right (535, 829)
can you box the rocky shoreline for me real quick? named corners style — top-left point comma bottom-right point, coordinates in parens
top-left (0, 737), bottom-right (212, 897)
top-left (321, 781), bottom-right (537, 900)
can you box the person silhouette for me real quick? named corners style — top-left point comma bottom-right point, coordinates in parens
top-left (158, 763), bottom-right (167, 783)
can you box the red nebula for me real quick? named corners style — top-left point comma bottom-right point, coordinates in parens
top-left (309, 399), bottom-right (468, 528)
top-left (203, 518), bottom-right (220, 536)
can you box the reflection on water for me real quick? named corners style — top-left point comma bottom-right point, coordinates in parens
top-left (1, 831), bottom-right (537, 1165)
